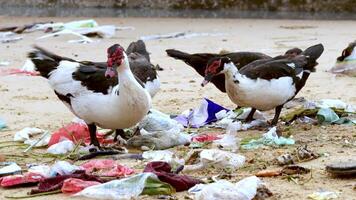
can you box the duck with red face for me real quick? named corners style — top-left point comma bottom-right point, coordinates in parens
top-left (201, 44), bottom-right (324, 125)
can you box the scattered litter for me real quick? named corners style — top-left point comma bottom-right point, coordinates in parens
top-left (330, 41), bottom-right (356, 77)
top-left (174, 98), bottom-right (229, 128)
top-left (0, 162), bottom-right (21, 176)
top-left (142, 150), bottom-right (185, 167)
top-left (281, 165), bottom-right (310, 175)
top-left (80, 159), bottom-right (134, 177)
top-left (212, 122), bottom-right (241, 152)
top-left (31, 170), bottom-right (103, 194)
top-left (326, 160), bottom-right (356, 176)
top-left (49, 161), bottom-right (81, 177)
top-left (0, 172), bottom-right (45, 187)
top-left (0, 32), bottom-right (22, 43)
top-left (296, 145), bottom-right (319, 161)
top-left (189, 176), bottom-right (264, 200)
top-left (78, 149), bottom-right (125, 160)
top-left (144, 161), bottom-right (201, 192)
top-left (192, 133), bottom-right (221, 143)
top-left (47, 140), bottom-right (75, 155)
top-left (308, 190), bottom-right (339, 200)
top-left (255, 169), bottom-right (282, 177)
top-left (276, 154), bottom-right (294, 166)
top-left (0, 21), bottom-right (51, 33)
top-left (141, 31), bottom-right (226, 41)
top-left (37, 29), bottom-right (94, 44)
top-left (13, 127), bottom-right (50, 148)
top-left (61, 178), bottom-right (101, 194)
top-left (75, 173), bottom-right (174, 199)
top-left (127, 127), bottom-right (191, 150)
top-left (184, 149), bottom-right (245, 172)
top-left (242, 127), bottom-right (295, 149)
top-left (139, 109), bottom-right (184, 132)
top-left (317, 108), bottom-right (340, 124)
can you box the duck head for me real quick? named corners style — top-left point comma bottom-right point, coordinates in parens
top-left (106, 44), bottom-right (125, 78)
top-left (201, 56), bottom-right (232, 87)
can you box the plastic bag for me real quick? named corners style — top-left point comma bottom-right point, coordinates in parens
top-left (47, 140), bottom-right (75, 155)
top-left (0, 172), bottom-right (45, 187)
top-left (80, 159), bottom-right (134, 177)
top-left (49, 161), bottom-right (81, 177)
top-left (75, 173), bottom-right (164, 199)
top-left (62, 178), bottom-right (100, 194)
top-left (317, 108), bottom-right (340, 124)
top-left (0, 162), bottom-right (21, 176)
top-left (189, 176), bottom-right (262, 200)
top-left (14, 127), bottom-right (45, 142)
top-left (241, 127), bottom-right (295, 149)
top-left (142, 150), bottom-right (185, 167)
top-left (127, 127), bottom-right (191, 150)
top-left (139, 109), bottom-right (183, 132)
top-left (213, 122), bottom-right (241, 152)
top-left (308, 190), bottom-right (339, 200)
top-left (183, 149), bottom-right (245, 172)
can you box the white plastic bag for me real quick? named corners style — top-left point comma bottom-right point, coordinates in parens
top-left (0, 162), bottom-right (21, 175)
top-left (75, 173), bottom-right (157, 200)
top-left (139, 109), bottom-right (183, 132)
top-left (14, 127), bottom-right (45, 142)
top-left (183, 149), bottom-right (245, 172)
top-left (142, 150), bottom-right (185, 166)
top-left (213, 121), bottom-right (241, 152)
top-left (189, 176), bottom-right (262, 200)
top-left (49, 161), bottom-right (81, 177)
top-left (47, 140), bottom-right (75, 155)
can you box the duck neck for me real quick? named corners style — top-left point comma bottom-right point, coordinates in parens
top-left (224, 62), bottom-right (239, 81)
top-left (116, 54), bottom-right (143, 91)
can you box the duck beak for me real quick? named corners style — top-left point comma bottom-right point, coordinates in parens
top-left (105, 66), bottom-right (116, 78)
top-left (201, 74), bottom-right (213, 87)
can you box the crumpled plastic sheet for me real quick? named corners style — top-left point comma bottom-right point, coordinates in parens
top-left (80, 159), bottom-right (134, 177)
top-left (192, 133), bottom-right (221, 143)
top-left (49, 161), bottom-right (81, 177)
top-left (0, 162), bottom-right (21, 176)
top-left (0, 172), bottom-right (45, 187)
top-left (48, 123), bottom-right (113, 147)
top-left (308, 190), bottom-right (339, 200)
top-left (174, 98), bottom-right (229, 128)
top-left (127, 126), bottom-right (191, 150)
top-left (0, 31), bottom-right (23, 43)
top-left (140, 31), bottom-right (226, 41)
top-left (139, 109), bottom-right (184, 132)
top-left (14, 127), bottom-right (45, 142)
top-left (215, 109), bottom-right (266, 129)
top-left (241, 127), bottom-right (295, 149)
top-left (212, 121), bottom-right (241, 152)
top-left (75, 172), bottom-right (160, 200)
top-left (142, 150), bottom-right (185, 167)
top-left (47, 140), bottom-right (75, 155)
top-left (61, 178), bottom-right (101, 194)
top-left (144, 161), bottom-right (201, 192)
top-left (189, 176), bottom-right (263, 200)
top-left (30, 170), bottom-right (103, 194)
top-left (183, 149), bottom-right (245, 172)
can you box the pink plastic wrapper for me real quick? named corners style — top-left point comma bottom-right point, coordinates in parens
top-left (80, 159), bottom-right (134, 177)
top-left (61, 178), bottom-right (100, 194)
top-left (191, 133), bottom-right (221, 143)
top-left (48, 123), bottom-right (113, 146)
top-left (0, 68), bottom-right (39, 76)
top-left (0, 172), bottom-right (45, 187)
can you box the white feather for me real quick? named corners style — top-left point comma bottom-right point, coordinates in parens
top-left (144, 77), bottom-right (160, 98)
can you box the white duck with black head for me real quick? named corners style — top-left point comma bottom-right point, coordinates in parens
top-left (201, 44), bottom-right (324, 125)
top-left (29, 44), bottom-right (151, 148)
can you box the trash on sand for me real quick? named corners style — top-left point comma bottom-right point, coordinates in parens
top-left (47, 140), bottom-right (75, 155)
top-left (80, 159), bottom-right (134, 177)
top-left (241, 127), bottom-right (295, 149)
top-left (296, 145), bottom-right (319, 161)
top-left (139, 109), bottom-right (184, 132)
top-left (212, 122), bottom-right (241, 152)
top-left (214, 108), bottom-right (266, 129)
top-left (14, 127), bottom-right (50, 149)
top-left (317, 108), bottom-right (340, 124)
top-left (256, 165), bottom-right (310, 177)
top-left (0, 162), bottom-right (21, 176)
top-left (142, 150), bottom-right (185, 167)
top-left (30, 170), bottom-right (103, 194)
top-left (49, 161), bottom-right (81, 177)
top-left (189, 176), bottom-right (264, 200)
top-left (330, 41), bottom-right (356, 77)
top-left (0, 32), bottom-right (22, 43)
top-left (144, 161), bottom-right (201, 192)
top-left (75, 172), bottom-right (174, 199)
top-left (183, 149), bottom-right (245, 172)
top-left (78, 149), bottom-right (125, 160)
top-left (276, 154), bottom-right (294, 166)
top-left (326, 160), bottom-right (356, 176)
top-left (255, 169), bottom-right (282, 177)
top-left (308, 190), bottom-right (339, 200)
top-left (37, 29), bottom-right (94, 44)
top-left (61, 178), bottom-right (101, 194)
top-left (192, 133), bottom-right (221, 143)
top-left (174, 98), bottom-right (229, 128)
top-left (0, 22), bottom-right (51, 33)
top-left (48, 123), bottom-right (112, 146)
top-left (127, 127), bottom-right (191, 150)
top-left (0, 119), bottom-right (6, 130)
top-left (141, 31), bottom-right (226, 41)
top-left (0, 172), bottom-right (45, 187)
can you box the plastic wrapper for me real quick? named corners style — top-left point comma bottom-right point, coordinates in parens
top-left (139, 109), bottom-right (183, 132)
top-left (0, 172), bottom-right (45, 187)
top-left (80, 159), bottom-right (134, 177)
top-left (142, 150), bottom-right (185, 167)
top-left (0, 162), bottom-right (21, 176)
top-left (189, 176), bottom-right (262, 200)
top-left (49, 161), bottom-right (81, 177)
top-left (47, 140), bottom-right (75, 155)
top-left (61, 178), bottom-right (100, 194)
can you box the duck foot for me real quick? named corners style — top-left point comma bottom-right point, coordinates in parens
top-left (244, 108), bottom-right (256, 123)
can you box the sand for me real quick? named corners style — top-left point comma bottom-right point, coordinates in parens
top-left (0, 16), bottom-right (355, 199)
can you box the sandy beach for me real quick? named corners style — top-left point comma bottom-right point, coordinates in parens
top-left (0, 16), bottom-right (355, 199)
